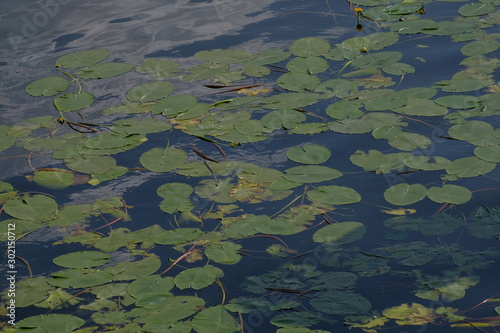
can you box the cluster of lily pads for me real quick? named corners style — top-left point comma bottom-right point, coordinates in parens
top-left (1, 0), bottom-right (500, 332)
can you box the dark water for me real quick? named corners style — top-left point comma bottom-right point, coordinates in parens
top-left (1, 1), bottom-right (499, 332)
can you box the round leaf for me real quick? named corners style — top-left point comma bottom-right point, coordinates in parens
top-left (204, 242), bottom-right (242, 264)
top-left (54, 92), bottom-right (94, 112)
top-left (384, 183), bottom-right (427, 206)
top-left (26, 76), bottom-right (70, 97)
top-left (310, 291), bottom-right (371, 315)
top-left (458, 2), bottom-right (495, 16)
top-left (16, 314), bottom-right (85, 333)
top-left (3, 194), bottom-right (58, 221)
top-left (53, 251), bottom-right (111, 268)
top-left (154, 228), bottom-right (203, 245)
top-left (284, 165), bottom-right (342, 183)
top-left (307, 185), bottom-right (361, 205)
top-left (445, 156), bottom-right (496, 178)
top-left (126, 81), bottom-right (174, 102)
top-left (313, 222), bottom-right (366, 244)
top-left (290, 37), bottom-right (330, 57)
top-left (174, 265), bottom-right (224, 290)
top-left (55, 49), bottom-right (109, 68)
top-left (192, 305), bottom-right (240, 333)
top-left (427, 185), bottom-right (472, 204)
top-left (151, 94), bottom-right (198, 116)
top-left (140, 147), bottom-right (187, 172)
top-left (33, 169), bottom-right (74, 190)
top-left (76, 62), bottom-right (134, 79)
top-left (286, 144), bottom-right (331, 165)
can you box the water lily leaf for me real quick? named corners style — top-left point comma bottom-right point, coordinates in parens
top-left (54, 92), bottom-right (94, 112)
top-left (326, 100), bottom-right (363, 120)
top-left (310, 291), bottom-right (371, 315)
top-left (458, 2), bottom-right (495, 16)
top-left (393, 98), bottom-right (448, 116)
top-left (184, 62), bottom-right (229, 81)
top-left (427, 184), bottom-right (472, 204)
top-left (284, 165), bottom-right (342, 183)
top-left (286, 144), bottom-right (331, 164)
top-left (291, 122), bottom-right (329, 134)
top-left (76, 62), bottom-right (134, 79)
top-left (3, 194), bottom-right (57, 222)
top-left (310, 272), bottom-right (358, 290)
top-left (25, 76), bottom-right (70, 97)
top-left (157, 182), bottom-right (193, 198)
top-left (128, 275), bottom-right (174, 300)
top-left (382, 62), bottom-right (415, 75)
top-left (110, 117), bottom-right (172, 135)
top-left (461, 39), bottom-right (500, 56)
top-left (132, 296), bottom-right (204, 326)
top-left (253, 214), bottom-right (307, 235)
top-left (140, 147), bottom-right (187, 172)
top-left (196, 49), bottom-right (251, 63)
top-left (418, 214), bottom-right (463, 236)
top-left (278, 72), bottom-right (321, 91)
top-left (262, 92), bottom-right (322, 110)
top-left (15, 314), bottom-right (85, 333)
top-left (174, 265), bottom-right (224, 290)
top-left (66, 155), bottom-right (117, 174)
top-left (308, 185), bottom-right (361, 205)
top-left (448, 120), bottom-right (493, 142)
top-left (445, 156), bottom-right (496, 178)
top-left (316, 79), bottom-right (359, 99)
top-left (388, 132), bottom-right (431, 151)
top-left (135, 58), bottom-right (180, 78)
top-left (53, 251), bottom-right (110, 269)
top-left (154, 228), bottom-right (203, 245)
top-left (192, 305), bottom-right (240, 333)
top-left (390, 18), bottom-right (438, 34)
top-left (350, 150), bottom-right (410, 173)
top-left (351, 51), bottom-right (402, 69)
top-left (313, 222), bottom-right (366, 244)
top-left (33, 169), bottom-right (75, 190)
top-left (126, 81), bottom-right (174, 102)
top-left (151, 94), bottom-right (198, 116)
top-left (242, 48), bottom-right (291, 66)
top-left (384, 183), bottom-right (427, 206)
top-left (204, 242), bottom-right (242, 264)
top-left (290, 37), bottom-right (330, 57)
top-left (261, 109), bottom-right (306, 130)
top-left (50, 269), bottom-right (114, 288)
top-left (242, 65), bottom-right (271, 77)
top-left (55, 49), bottom-right (109, 68)
top-left (14, 277), bottom-right (53, 308)
top-left (403, 156), bottom-right (450, 170)
top-left (382, 303), bottom-right (434, 325)
top-left (434, 95), bottom-right (481, 109)
top-left (286, 56), bottom-right (329, 74)
top-left (475, 146), bottom-right (500, 162)
top-left (196, 178), bottom-right (236, 203)
top-left (383, 3), bottom-right (424, 15)
top-left (427, 20), bottom-right (477, 36)
top-left (105, 256), bottom-right (161, 281)
top-left (271, 312), bottom-right (319, 328)
top-left (435, 72), bottom-right (489, 92)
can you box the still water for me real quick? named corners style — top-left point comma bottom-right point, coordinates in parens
top-left (1, 0), bottom-right (499, 332)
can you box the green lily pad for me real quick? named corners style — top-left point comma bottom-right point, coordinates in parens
top-left (140, 147), bottom-right (187, 172)
top-left (261, 109), bottom-right (306, 130)
top-left (3, 194), bottom-right (58, 222)
top-left (308, 185), bottom-right (361, 205)
top-left (271, 312), bottom-right (319, 328)
top-left (458, 2), bottom-right (495, 16)
top-left (76, 62), bottom-right (134, 79)
top-left (135, 58), bottom-right (180, 78)
top-left (151, 94), bottom-right (198, 116)
top-left (33, 169), bottom-right (75, 190)
top-left (382, 303), bottom-right (434, 325)
top-left (154, 228), bottom-right (203, 245)
top-left (53, 251), bottom-right (111, 269)
top-left (461, 39), bottom-right (500, 56)
top-left (388, 132), bottom-right (431, 151)
top-left (25, 76), bottom-right (70, 97)
top-left (310, 291), bottom-right (371, 315)
top-left (15, 314), bottom-right (85, 333)
top-left (284, 165), bottom-right (342, 183)
top-left (427, 185), bottom-right (472, 204)
top-left (290, 37), bottom-right (330, 57)
top-left (384, 183), bottom-right (427, 206)
top-left (312, 222), bottom-right (366, 244)
top-left (128, 275), bottom-right (174, 300)
top-left (445, 156), bottom-right (496, 178)
top-left (448, 120), bottom-right (493, 142)
top-left (286, 56), bottom-right (329, 74)
top-left (54, 92), bottom-right (94, 112)
top-left (286, 144), bottom-right (331, 165)
top-left (55, 49), bottom-right (109, 68)
top-left (204, 242), bottom-right (242, 264)
top-left (174, 265), bottom-right (224, 290)
top-left (192, 305), bottom-right (240, 333)
top-left (278, 72), bottom-right (321, 91)
top-left (66, 155), bottom-right (117, 174)
top-left (126, 81), bottom-right (174, 102)
top-left (50, 269), bottom-right (114, 288)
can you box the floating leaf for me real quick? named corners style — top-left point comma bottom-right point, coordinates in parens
top-left (154, 228), bottom-right (203, 245)
top-left (308, 185), bottom-right (361, 205)
top-left (53, 251), bottom-right (110, 269)
top-left (76, 62), bottom-right (134, 79)
top-left (196, 49), bottom-right (251, 63)
top-left (448, 120), bottom-right (493, 142)
top-left (427, 185), bottom-right (472, 204)
top-left (445, 156), bottom-right (496, 178)
top-left (382, 303), bottom-right (434, 325)
top-left (261, 109), bottom-right (306, 130)
top-left (55, 49), bottom-right (109, 68)
top-left (54, 92), bottom-right (94, 112)
top-left (204, 242), bottom-right (242, 264)
top-left (290, 37), bottom-right (330, 57)
top-left (33, 169), bottom-right (75, 190)
top-left (350, 150), bottom-right (410, 174)
top-left (140, 147), bottom-right (187, 172)
top-left (435, 72), bottom-right (489, 92)
top-left (66, 155), bottom-right (117, 174)
top-left (393, 98), bottom-right (448, 116)
top-left (286, 56), bottom-right (329, 74)
top-left (271, 312), bottom-right (319, 328)
top-left (136, 58), bottom-right (180, 78)
top-left (286, 144), bottom-right (331, 165)
top-left (192, 305), bottom-right (240, 333)
top-left (384, 183), bottom-right (427, 206)
top-left (174, 265), bottom-right (224, 290)
top-left (284, 165), bottom-right (342, 183)
top-left (458, 2), bottom-right (495, 16)
top-left (3, 194), bottom-right (57, 222)
top-left (313, 222), bottom-right (365, 244)
top-left (434, 95), bottom-right (481, 109)
top-left (461, 39), bottom-right (500, 56)
top-left (310, 291), bottom-right (371, 315)
top-left (105, 256), bottom-right (161, 281)
top-left (151, 94), bottom-right (198, 116)
top-left (50, 269), bottom-right (114, 288)
top-left (278, 72), bottom-right (321, 91)
top-left (126, 81), bottom-right (174, 102)
top-left (16, 314), bottom-right (85, 333)
top-left (26, 76), bottom-right (70, 97)
top-left (128, 275), bottom-right (174, 300)
top-left (388, 132), bottom-right (431, 151)
top-left (242, 48), bottom-right (290, 65)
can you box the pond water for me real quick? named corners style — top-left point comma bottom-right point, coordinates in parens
top-left (1, 0), bottom-right (500, 332)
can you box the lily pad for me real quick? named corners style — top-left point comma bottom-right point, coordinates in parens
top-left (33, 169), bottom-right (75, 190)
top-left (308, 185), bottom-right (361, 205)
top-left (26, 76), bottom-right (70, 97)
top-left (445, 156), bottom-right (496, 178)
top-left (53, 251), bottom-right (111, 269)
top-left (312, 222), bottom-right (366, 244)
top-left (55, 49), bottom-right (109, 68)
top-left (204, 242), bottom-right (242, 264)
top-left (140, 147), bottom-right (187, 172)
top-left (284, 166), bottom-right (342, 183)
top-left (54, 92), bottom-right (94, 112)
top-left (3, 194), bottom-right (58, 222)
top-left (174, 265), bottom-right (224, 290)
top-left (151, 94), bottom-right (198, 116)
top-left (154, 228), bottom-right (203, 245)
top-left (290, 37), bottom-right (330, 57)
top-left (192, 305), bottom-right (240, 333)
top-left (384, 183), bottom-right (427, 206)
top-left (76, 62), bottom-right (134, 79)
top-left (126, 81), bottom-right (174, 103)
top-left (310, 291), bottom-right (371, 315)
top-left (427, 185), bottom-right (472, 204)
top-left (135, 58), bottom-right (180, 78)
top-left (286, 144), bottom-right (331, 165)
top-left (15, 314), bottom-right (85, 333)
